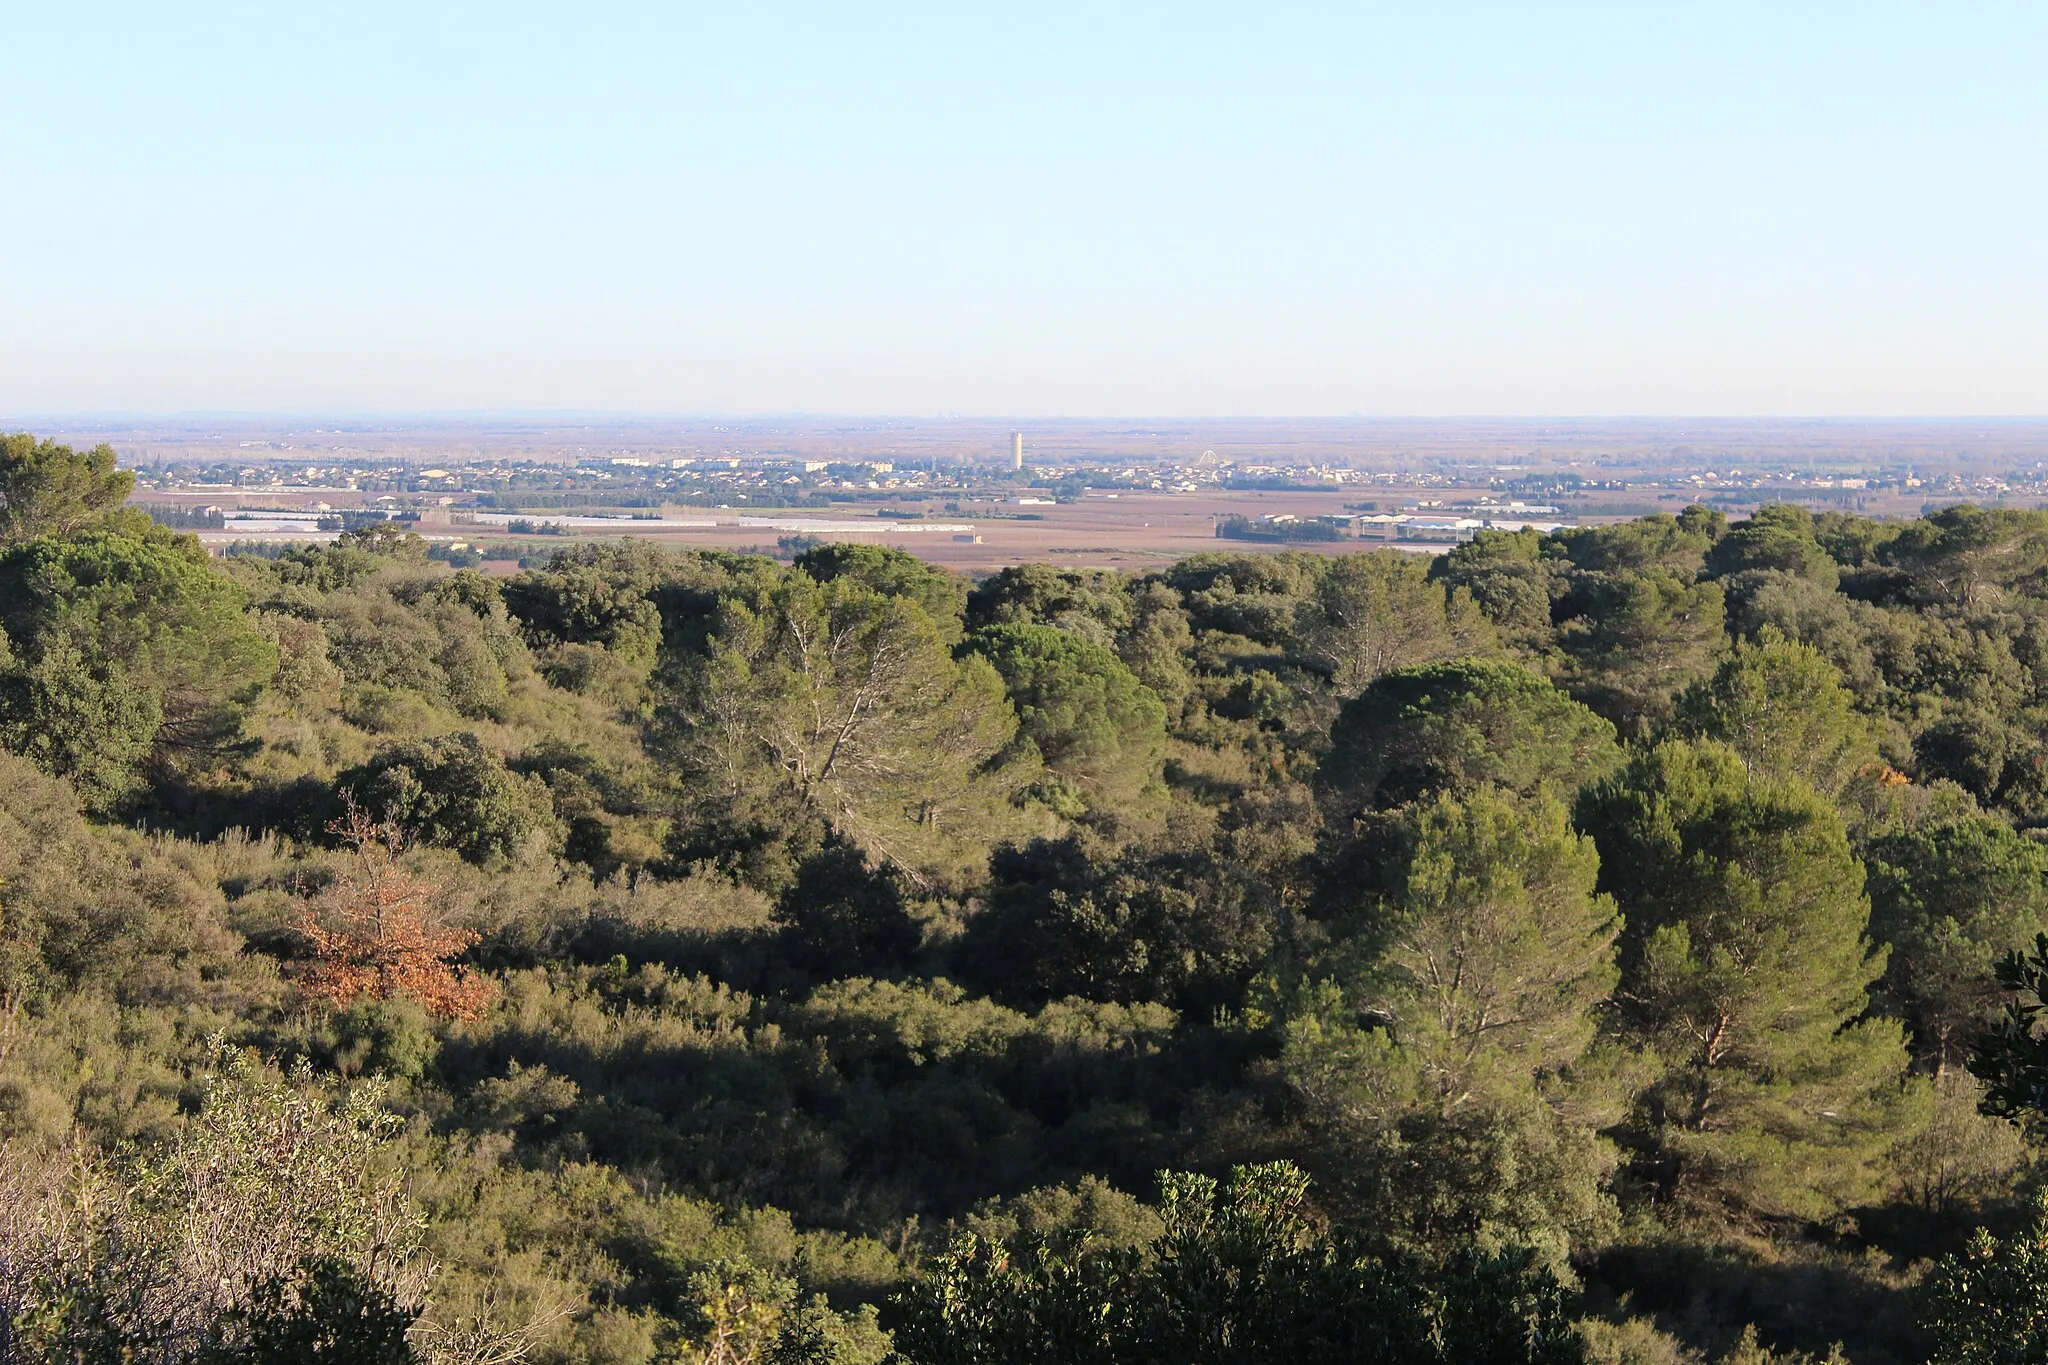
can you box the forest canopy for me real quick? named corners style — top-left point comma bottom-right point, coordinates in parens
top-left (9, 434), bottom-right (2048, 1364)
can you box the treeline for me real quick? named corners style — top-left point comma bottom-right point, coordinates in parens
top-left (1215, 512), bottom-right (1343, 542)
top-left (7, 430), bottom-right (2048, 1362)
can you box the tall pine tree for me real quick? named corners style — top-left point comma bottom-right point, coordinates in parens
top-left (1578, 740), bottom-right (1915, 1221)
top-left (1674, 632), bottom-right (1878, 798)
top-left (1283, 785), bottom-right (1625, 1263)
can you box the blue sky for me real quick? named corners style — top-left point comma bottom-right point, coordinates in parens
top-left (3, 2), bottom-right (2043, 415)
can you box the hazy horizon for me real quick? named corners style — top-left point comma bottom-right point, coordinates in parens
top-left (15, 411), bottom-right (2048, 427)
top-left (12, 411), bottom-right (2048, 427)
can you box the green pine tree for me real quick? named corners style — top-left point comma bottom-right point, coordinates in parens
top-left (1282, 786), bottom-right (1626, 1263)
top-left (1579, 740), bottom-right (1916, 1221)
top-left (1674, 632), bottom-right (1879, 798)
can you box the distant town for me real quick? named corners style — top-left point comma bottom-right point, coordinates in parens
top-left (21, 413), bottom-right (2048, 570)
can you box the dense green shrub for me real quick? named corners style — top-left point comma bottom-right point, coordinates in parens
top-left (337, 733), bottom-right (560, 862)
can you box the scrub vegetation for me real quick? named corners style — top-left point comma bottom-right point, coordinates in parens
top-left (8, 434), bottom-right (2048, 1363)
